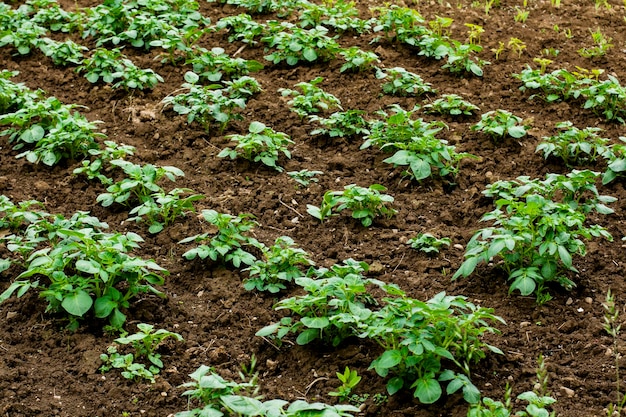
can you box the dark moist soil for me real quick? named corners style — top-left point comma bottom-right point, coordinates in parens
top-left (2, 0), bottom-right (626, 416)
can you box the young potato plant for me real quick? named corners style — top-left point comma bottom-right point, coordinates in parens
top-left (407, 233), bottom-right (451, 254)
top-left (128, 188), bottom-right (204, 234)
top-left (0, 19), bottom-right (47, 55)
top-left (77, 48), bottom-right (164, 90)
top-left (175, 365), bottom-right (361, 417)
top-left (307, 184), bottom-right (397, 227)
top-left (329, 367), bottom-right (363, 403)
top-left (471, 109), bottom-right (529, 140)
top-left (243, 236), bottom-right (314, 293)
top-left (453, 171), bottom-right (614, 304)
top-left (100, 323), bottom-right (183, 382)
top-left (298, 0), bottom-right (371, 33)
top-left (361, 292), bottom-right (503, 403)
top-left (96, 160), bottom-right (185, 207)
top-left (218, 121), bottom-right (293, 172)
top-left (362, 105), bottom-right (477, 181)
top-left (375, 67), bottom-right (436, 97)
top-left (262, 24), bottom-right (341, 65)
top-left (536, 121), bottom-right (611, 166)
top-left (603, 137), bottom-right (626, 184)
top-left (339, 47), bottom-right (379, 73)
top-left (309, 109), bottom-right (369, 138)
top-left (0, 70), bottom-right (42, 114)
top-left (162, 71), bottom-right (248, 133)
top-left (0, 213), bottom-right (167, 330)
top-left (73, 140), bottom-right (137, 185)
top-left (0, 96), bottom-right (103, 166)
top-left (442, 42), bottom-right (489, 77)
top-left (279, 76), bottom-right (342, 118)
top-left (578, 28), bottom-right (613, 59)
top-left (36, 38), bottom-right (87, 66)
top-left (287, 169), bottom-right (323, 187)
top-left (256, 259), bottom-right (400, 346)
top-left (29, 0), bottom-right (83, 33)
top-left (214, 13), bottom-right (266, 45)
top-left (179, 209), bottom-right (261, 268)
top-left (423, 94), bottom-right (480, 116)
top-left (187, 46), bottom-right (264, 82)
top-left (370, 5), bottom-right (427, 45)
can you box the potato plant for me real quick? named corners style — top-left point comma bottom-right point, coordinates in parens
top-left (376, 67), bottom-right (436, 97)
top-left (309, 109), bottom-right (369, 138)
top-left (536, 121), bottom-right (611, 166)
top-left (262, 24), bottom-right (341, 65)
top-left (279, 76), bottom-right (342, 117)
top-left (423, 94), bottom-right (480, 116)
top-left (176, 365), bottom-right (361, 417)
top-left (307, 184), bottom-right (397, 227)
top-left (471, 109), bottom-right (529, 140)
top-left (0, 209), bottom-right (167, 330)
top-left (187, 46), bottom-right (264, 82)
top-left (218, 121), bottom-right (293, 172)
top-left (453, 171), bottom-right (615, 303)
top-left (179, 209), bottom-right (261, 268)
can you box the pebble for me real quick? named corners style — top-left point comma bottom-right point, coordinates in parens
top-left (6, 311), bottom-right (17, 319)
top-left (584, 297), bottom-right (593, 304)
top-left (606, 348), bottom-right (614, 357)
top-left (566, 297), bottom-right (573, 305)
top-left (453, 244), bottom-right (464, 250)
top-left (520, 321), bottom-right (531, 327)
top-left (559, 386), bottom-right (575, 398)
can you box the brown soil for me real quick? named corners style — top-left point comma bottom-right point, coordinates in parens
top-left (2, 0), bottom-right (626, 416)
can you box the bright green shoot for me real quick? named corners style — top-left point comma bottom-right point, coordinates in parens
top-left (423, 94), bottom-right (480, 116)
top-left (287, 169), bottom-right (323, 187)
top-left (218, 121), bottom-right (293, 172)
top-left (307, 184), bottom-right (397, 227)
top-left (329, 367), bottom-right (362, 402)
top-left (471, 109), bottom-right (529, 140)
top-left (279, 77), bottom-right (342, 118)
top-left (407, 233), bottom-right (451, 254)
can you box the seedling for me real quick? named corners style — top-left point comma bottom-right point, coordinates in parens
top-left (279, 77), bottom-right (342, 117)
top-left (100, 346), bottom-right (160, 382)
top-left (471, 109), bottom-right (529, 140)
top-left (507, 37), bottom-right (526, 57)
top-left (218, 121), bottom-right (293, 172)
top-left (287, 169), bottom-right (323, 187)
top-left (491, 41), bottom-right (505, 60)
top-left (96, 160), bottom-right (185, 207)
top-left (187, 46), bottom-right (264, 82)
top-left (465, 23), bottom-right (484, 45)
top-left (73, 141), bottom-right (136, 185)
top-left (514, 6), bottom-right (529, 23)
top-left (215, 13), bottom-right (266, 45)
top-left (603, 290), bottom-right (626, 416)
top-left (423, 94), bottom-right (480, 116)
top-left (536, 121), bottom-right (611, 166)
top-left (128, 188), bottom-right (204, 234)
top-left (77, 48), bottom-right (163, 90)
top-left (307, 184), bottom-right (397, 227)
top-left (329, 367), bottom-right (362, 402)
top-left (176, 365), bottom-right (360, 417)
top-left (162, 71), bottom-right (248, 133)
top-left (533, 57), bottom-right (553, 73)
top-left (442, 42), bottom-right (489, 76)
top-left (114, 323), bottom-right (183, 368)
top-left (36, 38), bottom-right (87, 66)
top-left (262, 24), bottom-right (341, 65)
top-left (339, 47), bottom-right (379, 73)
top-left (0, 212), bottom-right (167, 329)
top-left (309, 110), bottom-right (369, 138)
top-left (376, 67), bottom-right (436, 97)
top-left (453, 172), bottom-right (614, 303)
top-left (179, 209), bottom-right (261, 268)
top-left (363, 105), bottom-right (476, 180)
top-left (243, 236), bottom-right (314, 293)
top-left (578, 28), bottom-right (613, 58)
top-left (407, 233), bottom-right (451, 254)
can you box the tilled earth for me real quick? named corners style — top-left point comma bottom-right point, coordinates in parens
top-left (2, 0), bottom-right (626, 416)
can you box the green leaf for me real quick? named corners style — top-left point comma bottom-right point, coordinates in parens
top-left (507, 125), bottom-right (527, 138)
top-left (387, 377), bottom-right (404, 395)
top-left (75, 259), bottom-right (100, 275)
top-left (94, 297), bottom-right (117, 318)
top-left (509, 271), bottom-right (536, 296)
top-left (0, 259), bottom-right (10, 273)
top-left (296, 328), bottom-right (319, 345)
top-left (373, 350), bottom-right (402, 375)
top-left (221, 395), bottom-right (265, 415)
top-left (557, 245), bottom-right (573, 269)
top-left (61, 290), bottom-right (93, 317)
top-left (184, 71), bottom-right (199, 84)
top-left (303, 48), bottom-right (317, 62)
top-left (248, 121), bottom-right (266, 134)
top-left (110, 308), bottom-right (127, 329)
top-left (300, 316), bottom-right (329, 329)
top-left (413, 378), bottom-right (442, 404)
